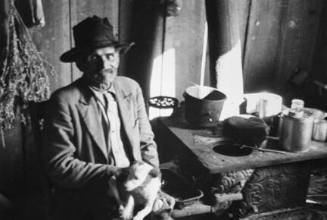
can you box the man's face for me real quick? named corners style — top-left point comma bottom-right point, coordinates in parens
top-left (79, 46), bottom-right (120, 87)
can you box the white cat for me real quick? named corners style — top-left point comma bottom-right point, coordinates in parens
top-left (109, 161), bottom-right (161, 220)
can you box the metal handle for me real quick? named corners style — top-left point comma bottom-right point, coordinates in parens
top-left (240, 145), bottom-right (290, 155)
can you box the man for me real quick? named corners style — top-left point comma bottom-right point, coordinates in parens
top-left (42, 16), bottom-right (173, 220)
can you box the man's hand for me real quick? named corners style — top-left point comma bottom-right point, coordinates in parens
top-left (112, 166), bottom-right (128, 178)
top-left (152, 190), bottom-right (175, 214)
top-left (118, 196), bottom-right (134, 220)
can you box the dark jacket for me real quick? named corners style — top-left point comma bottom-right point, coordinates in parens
top-left (42, 76), bottom-right (159, 219)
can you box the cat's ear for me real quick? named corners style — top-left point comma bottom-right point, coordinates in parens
top-left (115, 167), bottom-right (129, 182)
top-left (149, 167), bottom-right (161, 178)
top-left (131, 160), bottom-right (142, 166)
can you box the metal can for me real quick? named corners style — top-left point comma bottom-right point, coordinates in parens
top-left (279, 114), bottom-right (314, 152)
top-left (312, 120), bottom-right (327, 142)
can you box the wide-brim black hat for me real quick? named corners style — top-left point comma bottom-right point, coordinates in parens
top-left (60, 16), bottom-right (133, 62)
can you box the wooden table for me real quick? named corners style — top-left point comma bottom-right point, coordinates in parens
top-left (157, 116), bottom-right (327, 219)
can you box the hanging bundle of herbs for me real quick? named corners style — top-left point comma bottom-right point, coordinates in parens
top-left (0, 1), bottom-right (53, 133)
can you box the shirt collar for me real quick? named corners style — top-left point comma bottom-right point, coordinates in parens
top-left (89, 85), bottom-right (117, 105)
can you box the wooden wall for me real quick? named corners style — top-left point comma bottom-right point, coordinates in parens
top-left (1, 0), bottom-right (327, 219)
top-left (243, 0), bottom-right (322, 103)
top-left (14, 0), bottom-right (327, 105)
top-left (30, 0), bottom-right (325, 104)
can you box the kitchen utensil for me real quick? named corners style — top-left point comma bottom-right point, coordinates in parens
top-left (312, 120), bottom-right (327, 142)
top-left (279, 114), bottom-right (314, 152)
top-left (184, 85), bottom-right (226, 127)
top-left (240, 145), bottom-right (289, 155)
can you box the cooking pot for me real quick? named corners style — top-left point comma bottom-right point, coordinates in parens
top-left (183, 85), bottom-right (226, 127)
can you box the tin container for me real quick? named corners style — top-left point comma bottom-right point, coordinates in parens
top-left (312, 120), bottom-right (327, 141)
top-left (279, 114), bottom-right (314, 152)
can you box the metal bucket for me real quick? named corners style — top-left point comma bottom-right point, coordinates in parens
top-left (279, 114), bottom-right (314, 152)
top-left (184, 85), bottom-right (226, 127)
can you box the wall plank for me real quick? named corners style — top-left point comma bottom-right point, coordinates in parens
top-left (243, 0), bottom-right (285, 92)
top-left (237, 0), bottom-right (251, 64)
top-left (118, 0), bottom-right (134, 77)
top-left (164, 0), bottom-right (206, 101)
top-left (311, 1), bottom-right (327, 83)
top-left (205, 0), bottom-right (245, 121)
top-left (123, 0), bottom-right (165, 101)
top-left (32, 0), bottom-right (71, 92)
top-left (275, 0), bottom-right (322, 101)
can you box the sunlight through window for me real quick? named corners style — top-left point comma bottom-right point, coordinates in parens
top-left (216, 40), bottom-right (244, 120)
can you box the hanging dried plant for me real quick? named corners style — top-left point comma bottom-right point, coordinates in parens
top-left (0, 2), bottom-right (53, 135)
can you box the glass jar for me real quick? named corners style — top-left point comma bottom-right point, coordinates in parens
top-left (290, 99), bottom-right (304, 118)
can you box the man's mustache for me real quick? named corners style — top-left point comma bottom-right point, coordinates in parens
top-left (100, 67), bottom-right (117, 74)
